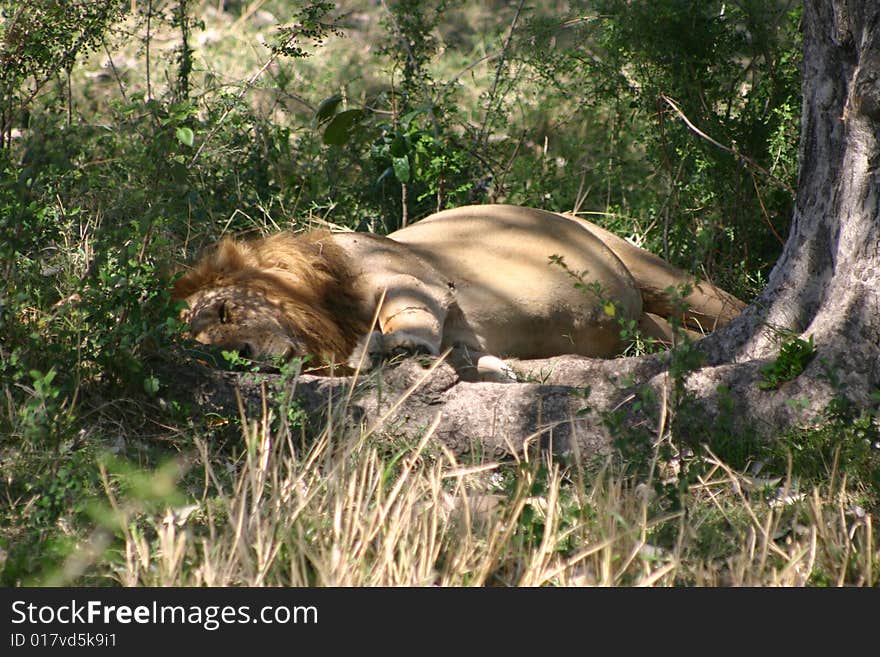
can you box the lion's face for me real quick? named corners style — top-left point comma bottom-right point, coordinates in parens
top-left (173, 232), bottom-right (370, 371)
top-left (182, 285), bottom-right (307, 361)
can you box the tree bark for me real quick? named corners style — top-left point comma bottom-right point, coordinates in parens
top-left (182, 1), bottom-right (880, 459)
top-left (701, 0), bottom-right (880, 402)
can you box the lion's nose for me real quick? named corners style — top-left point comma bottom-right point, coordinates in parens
top-left (238, 343), bottom-right (254, 359)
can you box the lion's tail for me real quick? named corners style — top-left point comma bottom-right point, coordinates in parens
top-left (566, 216), bottom-right (746, 333)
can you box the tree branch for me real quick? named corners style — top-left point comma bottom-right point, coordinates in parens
top-left (660, 94), bottom-right (796, 197)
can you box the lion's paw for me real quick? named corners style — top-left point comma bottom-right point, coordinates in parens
top-left (347, 330), bottom-right (439, 371)
top-left (381, 331), bottom-right (439, 361)
top-left (476, 355), bottom-right (519, 383)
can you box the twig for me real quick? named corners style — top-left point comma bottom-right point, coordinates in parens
top-left (491, 129), bottom-right (525, 202)
top-left (230, 0), bottom-right (269, 33)
top-left (449, 50), bottom-right (502, 82)
top-left (750, 169), bottom-right (786, 246)
top-left (571, 168), bottom-right (592, 216)
top-left (102, 39), bottom-right (128, 100)
top-left (477, 0), bottom-right (526, 154)
top-left (1, 2), bottom-right (118, 139)
top-left (66, 66), bottom-right (73, 127)
top-left (145, 0), bottom-right (153, 101)
top-left (189, 32), bottom-right (299, 167)
top-left (659, 94), bottom-right (795, 197)
top-left (379, 0), bottom-right (440, 139)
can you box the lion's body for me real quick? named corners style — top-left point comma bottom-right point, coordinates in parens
top-left (377, 205), bottom-right (642, 360)
top-left (172, 204), bottom-right (745, 379)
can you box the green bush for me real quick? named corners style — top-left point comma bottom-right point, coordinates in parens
top-left (0, 0), bottom-right (820, 585)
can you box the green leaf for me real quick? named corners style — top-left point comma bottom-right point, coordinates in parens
top-left (392, 156), bottom-right (411, 183)
top-left (389, 134), bottom-right (409, 158)
top-left (322, 109), bottom-right (365, 145)
top-left (315, 93), bottom-right (344, 125)
top-left (400, 107), bottom-right (428, 128)
top-left (175, 126), bottom-right (194, 147)
top-left (143, 375), bottom-right (160, 397)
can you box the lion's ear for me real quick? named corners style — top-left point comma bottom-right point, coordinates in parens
top-left (170, 238), bottom-right (253, 301)
top-left (213, 237), bottom-right (252, 273)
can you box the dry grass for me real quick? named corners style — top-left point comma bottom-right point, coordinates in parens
top-left (50, 372), bottom-right (876, 588)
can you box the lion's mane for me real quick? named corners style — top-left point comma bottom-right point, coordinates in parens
top-left (172, 231), bottom-right (369, 364)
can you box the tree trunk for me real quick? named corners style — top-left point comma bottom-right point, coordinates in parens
top-left (700, 0), bottom-right (880, 408)
top-left (184, 1), bottom-right (880, 459)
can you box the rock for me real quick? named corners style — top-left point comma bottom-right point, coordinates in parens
top-left (163, 353), bottom-right (669, 460)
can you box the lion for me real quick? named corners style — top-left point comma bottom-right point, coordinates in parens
top-left (171, 204), bottom-right (745, 380)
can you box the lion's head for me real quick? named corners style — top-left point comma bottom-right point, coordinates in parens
top-left (172, 232), bottom-right (369, 369)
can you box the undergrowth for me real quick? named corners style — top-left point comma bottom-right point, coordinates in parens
top-left (1, 0), bottom-right (876, 586)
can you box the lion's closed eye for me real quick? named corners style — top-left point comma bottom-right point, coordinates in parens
top-left (218, 301), bottom-right (230, 324)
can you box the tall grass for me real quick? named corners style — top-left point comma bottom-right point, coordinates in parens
top-left (45, 376), bottom-right (876, 587)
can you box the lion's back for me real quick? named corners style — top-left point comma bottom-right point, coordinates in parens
top-left (387, 205), bottom-right (642, 358)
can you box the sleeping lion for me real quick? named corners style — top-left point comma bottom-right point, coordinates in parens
top-left (171, 204), bottom-right (745, 380)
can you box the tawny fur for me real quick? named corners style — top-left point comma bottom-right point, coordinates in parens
top-left (172, 231), bottom-right (368, 366)
top-left (172, 205), bottom-right (746, 379)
